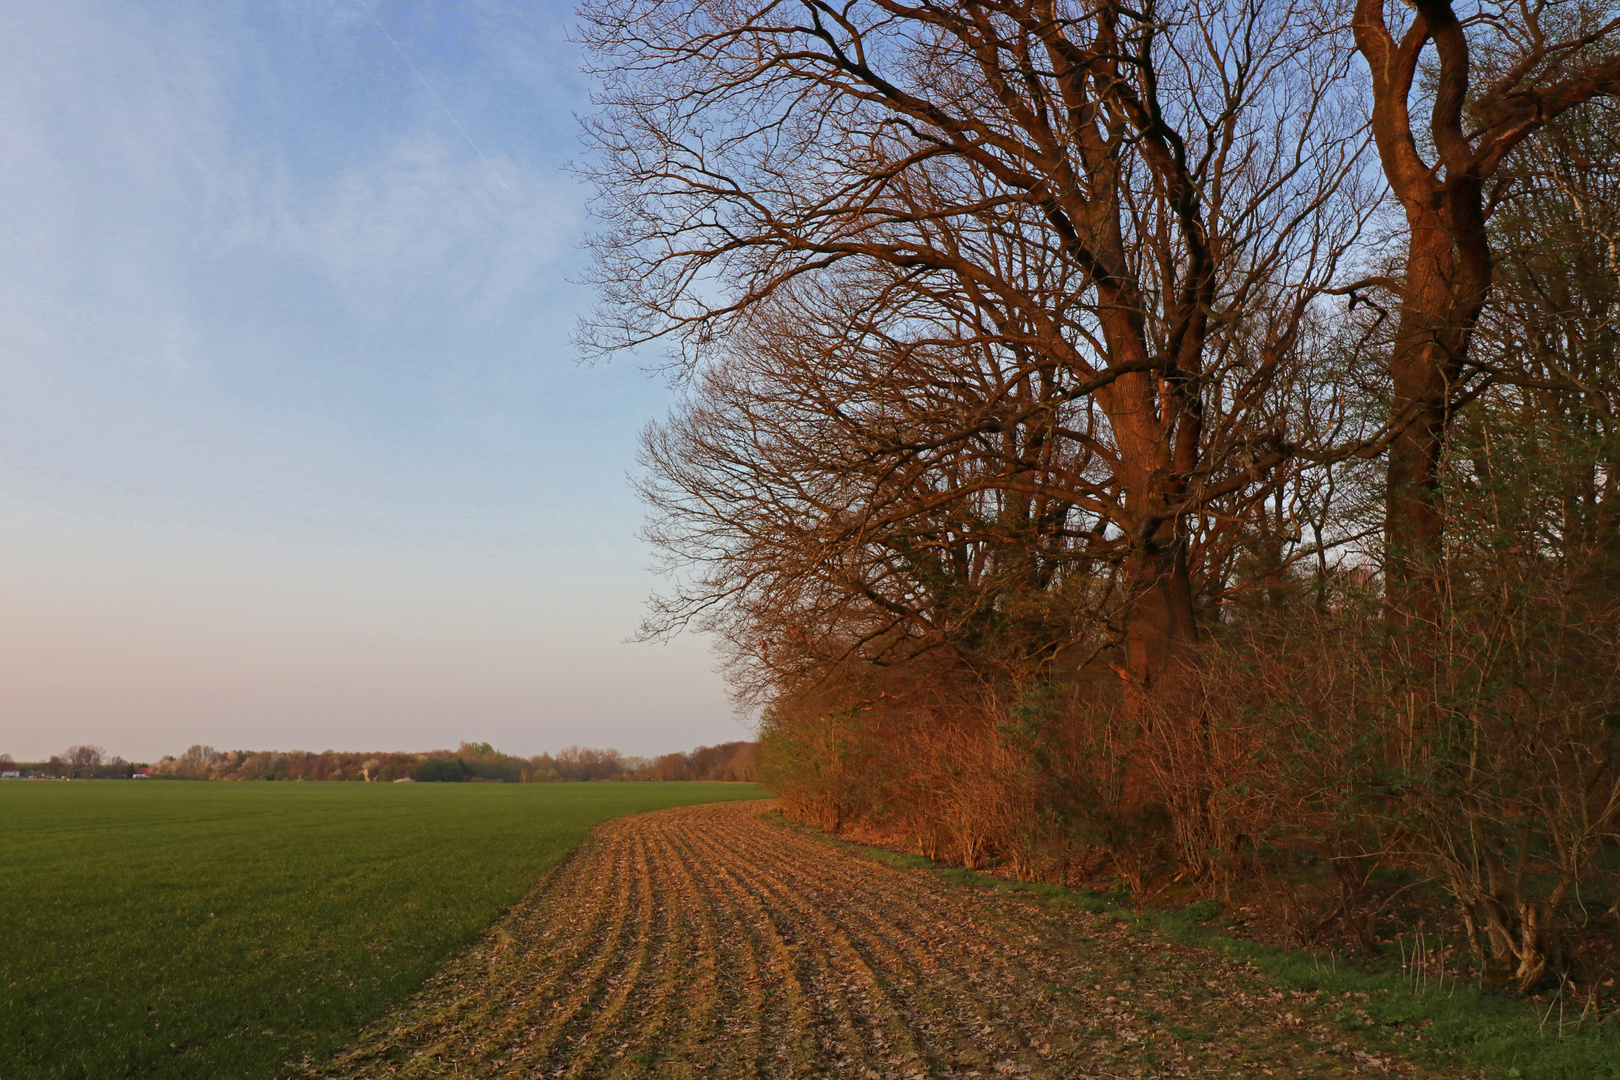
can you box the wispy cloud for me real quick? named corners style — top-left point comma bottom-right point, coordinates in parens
top-left (268, 134), bottom-right (580, 332)
top-left (0, 0), bottom-right (589, 524)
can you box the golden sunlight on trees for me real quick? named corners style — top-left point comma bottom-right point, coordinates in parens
top-left (581, 0), bottom-right (1377, 690)
top-left (1351, 0), bottom-right (1620, 632)
top-left (587, 0), bottom-right (1620, 998)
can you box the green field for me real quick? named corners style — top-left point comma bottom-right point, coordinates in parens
top-left (0, 780), bottom-right (765, 1079)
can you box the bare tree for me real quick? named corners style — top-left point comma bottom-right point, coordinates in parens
top-left (63, 744), bottom-right (104, 780)
top-left (1396, 94), bottom-right (1620, 992)
top-left (584, 0), bottom-right (1371, 690)
top-left (639, 286), bottom-right (1105, 702)
top-left (1350, 0), bottom-right (1620, 625)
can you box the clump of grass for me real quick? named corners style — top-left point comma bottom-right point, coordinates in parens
top-left (1178, 897), bottom-right (1224, 923)
top-left (1, 781), bottom-right (765, 1080)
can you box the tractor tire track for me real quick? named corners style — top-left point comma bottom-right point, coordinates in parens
top-left (307, 801), bottom-right (1457, 1080)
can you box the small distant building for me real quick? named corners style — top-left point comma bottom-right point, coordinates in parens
top-left (132, 769), bottom-right (152, 779)
top-left (0, 770), bottom-right (19, 780)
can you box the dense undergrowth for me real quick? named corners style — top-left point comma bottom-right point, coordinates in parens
top-left (757, 575), bottom-right (1620, 1007)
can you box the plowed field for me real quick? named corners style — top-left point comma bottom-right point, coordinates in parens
top-left (310, 801), bottom-right (1445, 1079)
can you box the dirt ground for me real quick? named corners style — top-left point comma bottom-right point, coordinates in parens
top-left (306, 801), bottom-right (1454, 1079)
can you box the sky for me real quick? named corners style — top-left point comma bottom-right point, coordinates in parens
top-left (0, 0), bottom-right (741, 762)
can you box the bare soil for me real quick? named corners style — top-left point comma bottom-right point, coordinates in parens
top-left (306, 801), bottom-right (1456, 1079)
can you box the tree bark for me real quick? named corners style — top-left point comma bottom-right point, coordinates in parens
top-left (1382, 218), bottom-right (1483, 627)
top-left (1121, 532), bottom-right (1198, 688)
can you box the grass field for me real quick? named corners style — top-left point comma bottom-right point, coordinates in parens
top-left (0, 780), bottom-right (765, 1080)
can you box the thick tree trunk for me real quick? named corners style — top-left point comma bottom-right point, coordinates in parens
top-left (1383, 225), bottom-right (1471, 630)
top-left (1101, 369), bottom-right (1201, 690)
top-left (1121, 528), bottom-right (1198, 689)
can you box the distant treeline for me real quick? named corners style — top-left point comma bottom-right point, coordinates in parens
top-left (0, 747), bottom-right (136, 780)
top-left (0, 741), bottom-right (757, 784)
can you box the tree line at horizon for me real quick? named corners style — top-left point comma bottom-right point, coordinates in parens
top-left (0, 741), bottom-right (758, 784)
top-left (578, 0), bottom-right (1620, 997)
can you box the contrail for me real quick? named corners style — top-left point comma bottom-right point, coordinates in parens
top-left (352, 0), bottom-right (514, 194)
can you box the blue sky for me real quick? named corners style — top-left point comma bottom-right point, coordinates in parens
top-left (0, 0), bottom-right (738, 761)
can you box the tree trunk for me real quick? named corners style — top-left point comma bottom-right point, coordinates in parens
top-left (1121, 528), bottom-right (1198, 689)
top-left (1383, 225), bottom-right (1470, 630)
top-left (1102, 368), bottom-right (1201, 690)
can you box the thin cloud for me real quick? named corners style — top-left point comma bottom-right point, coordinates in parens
top-left (350, 0), bottom-right (515, 194)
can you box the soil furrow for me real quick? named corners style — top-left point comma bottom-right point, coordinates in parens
top-left (663, 812), bottom-right (822, 1077)
top-left (311, 800), bottom-right (1457, 1080)
top-left (674, 814), bottom-right (934, 1076)
top-left (628, 817), bottom-right (734, 1078)
top-left (493, 830), bottom-right (646, 1074)
top-left (655, 813), bottom-right (792, 1077)
top-left (680, 809), bottom-right (1080, 1076)
top-left (549, 828), bottom-right (667, 1077)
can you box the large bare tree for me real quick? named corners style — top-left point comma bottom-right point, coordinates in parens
top-left (639, 280), bottom-right (1108, 701)
top-left (581, 0), bottom-right (1369, 689)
